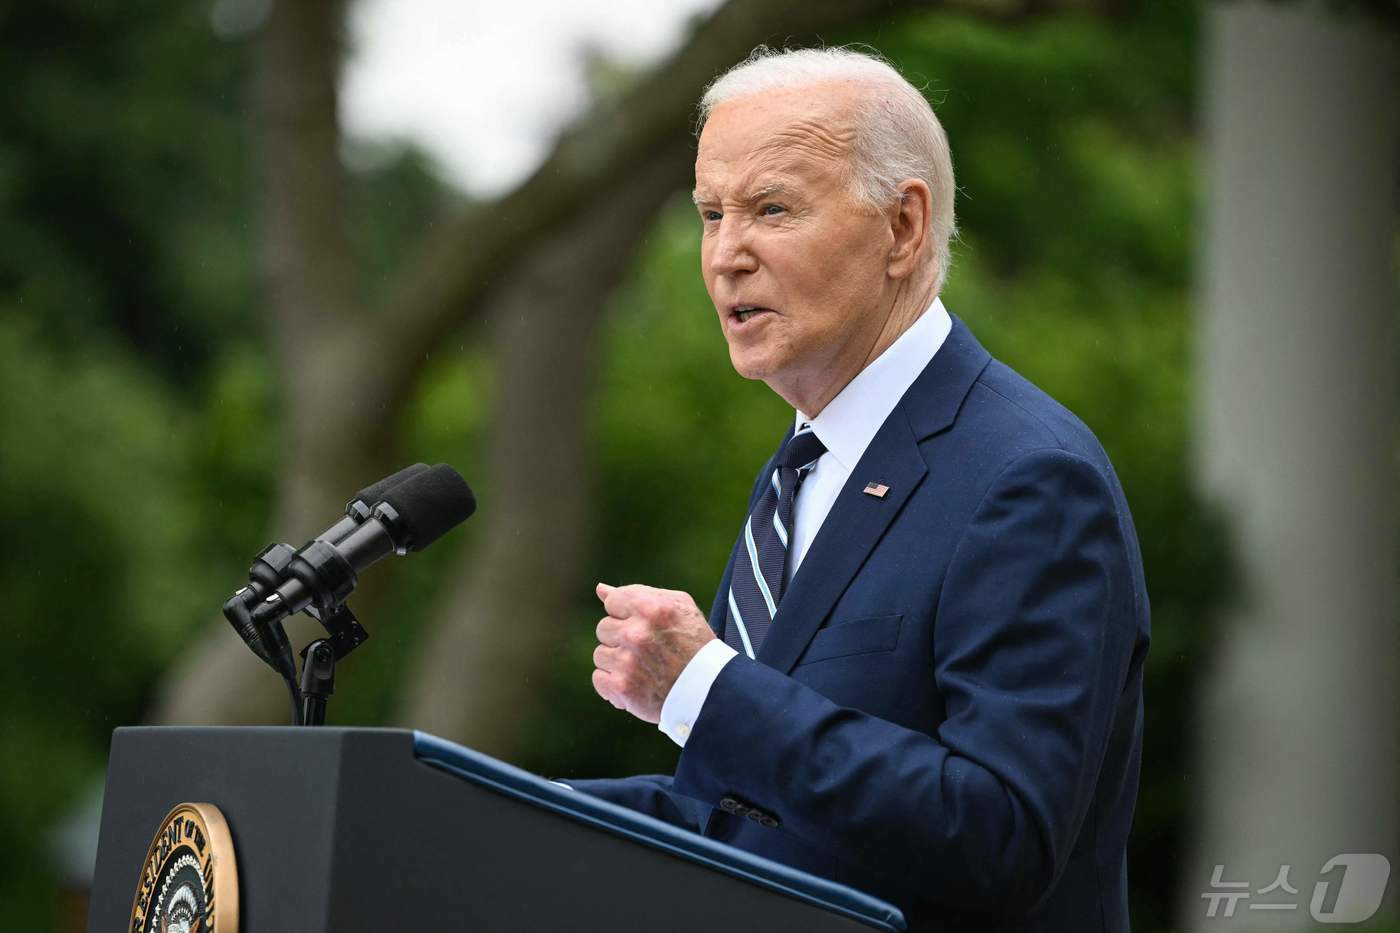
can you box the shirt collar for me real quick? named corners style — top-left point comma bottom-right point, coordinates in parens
top-left (796, 297), bottom-right (953, 472)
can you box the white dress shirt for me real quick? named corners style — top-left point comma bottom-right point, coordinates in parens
top-left (658, 298), bottom-right (953, 747)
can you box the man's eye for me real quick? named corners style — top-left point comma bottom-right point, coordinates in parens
top-left (702, 210), bottom-right (722, 222)
top-left (761, 204), bottom-right (786, 216)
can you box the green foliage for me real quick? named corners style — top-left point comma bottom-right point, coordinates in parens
top-left (0, 2), bottom-right (274, 925)
top-left (0, 314), bottom-right (277, 921)
top-left (0, 0), bottom-right (258, 383)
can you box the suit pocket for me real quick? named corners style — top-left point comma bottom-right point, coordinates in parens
top-left (796, 613), bottom-right (903, 665)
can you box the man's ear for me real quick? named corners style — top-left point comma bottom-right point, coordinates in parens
top-left (887, 179), bottom-right (932, 280)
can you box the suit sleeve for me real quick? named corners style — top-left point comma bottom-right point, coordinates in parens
top-left (555, 775), bottom-right (711, 833)
top-left (670, 448), bottom-right (1140, 916)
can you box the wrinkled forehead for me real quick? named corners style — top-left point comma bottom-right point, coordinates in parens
top-left (694, 87), bottom-right (860, 194)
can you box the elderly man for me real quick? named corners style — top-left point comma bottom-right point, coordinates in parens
top-left (571, 47), bottom-right (1148, 933)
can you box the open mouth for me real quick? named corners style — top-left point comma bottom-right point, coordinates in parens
top-left (730, 305), bottom-right (773, 323)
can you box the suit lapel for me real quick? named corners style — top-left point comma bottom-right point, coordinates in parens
top-left (754, 315), bottom-right (992, 674)
top-left (758, 410), bottom-right (928, 674)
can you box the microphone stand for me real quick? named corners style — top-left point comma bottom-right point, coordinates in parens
top-left (224, 554), bottom-right (370, 727)
top-left (297, 603), bottom-right (369, 726)
top-left (300, 641), bottom-right (335, 726)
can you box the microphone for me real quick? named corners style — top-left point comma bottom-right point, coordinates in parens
top-left (225, 462), bottom-right (432, 666)
top-left (250, 464), bottom-right (476, 629)
top-left (314, 462), bottom-right (431, 545)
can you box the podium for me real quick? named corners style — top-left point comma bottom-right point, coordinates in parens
top-left (86, 727), bottom-right (906, 931)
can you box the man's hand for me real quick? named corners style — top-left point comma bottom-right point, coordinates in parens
top-left (592, 582), bottom-right (716, 724)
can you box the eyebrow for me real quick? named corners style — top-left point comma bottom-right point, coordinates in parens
top-left (691, 182), bottom-right (798, 207)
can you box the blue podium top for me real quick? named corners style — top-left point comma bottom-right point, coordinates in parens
top-left (414, 731), bottom-right (907, 931)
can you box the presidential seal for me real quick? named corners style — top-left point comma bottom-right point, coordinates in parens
top-left (129, 803), bottom-right (238, 933)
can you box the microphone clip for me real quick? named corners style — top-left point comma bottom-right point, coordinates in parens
top-left (304, 602), bottom-right (370, 660)
top-left (224, 544), bottom-right (370, 727)
top-left (294, 605), bottom-right (368, 726)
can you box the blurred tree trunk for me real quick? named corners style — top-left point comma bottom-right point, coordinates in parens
top-left (151, 0), bottom-right (1117, 746)
top-left (1183, 4), bottom-right (1398, 928)
top-left (150, 0), bottom-right (399, 724)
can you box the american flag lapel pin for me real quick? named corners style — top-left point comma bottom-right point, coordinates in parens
top-left (863, 482), bottom-right (890, 498)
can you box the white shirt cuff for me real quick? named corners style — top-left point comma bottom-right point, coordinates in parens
top-left (659, 639), bottom-right (738, 747)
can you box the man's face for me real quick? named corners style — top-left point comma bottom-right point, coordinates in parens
top-left (693, 86), bottom-right (896, 409)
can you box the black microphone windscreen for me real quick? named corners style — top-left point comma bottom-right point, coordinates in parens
top-left (351, 463), bottom-right (430, 509)
top-left (379, 464), bottom-right (477, 551)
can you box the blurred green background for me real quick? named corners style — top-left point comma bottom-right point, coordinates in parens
top-left (1, 1), bottom-right (1394, 930)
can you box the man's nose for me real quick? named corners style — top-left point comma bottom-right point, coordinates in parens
top-left (707, 220), bottom-right (758, 277)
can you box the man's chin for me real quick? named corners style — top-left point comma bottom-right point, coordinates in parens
top-left (726, 348), bottom-right (776, 382)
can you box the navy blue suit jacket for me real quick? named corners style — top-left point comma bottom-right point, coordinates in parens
top-left (570, 317), bottom-right (1150, 931)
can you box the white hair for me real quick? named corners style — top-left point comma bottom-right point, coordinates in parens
top-left (698, 46), bottom-right (957, 292)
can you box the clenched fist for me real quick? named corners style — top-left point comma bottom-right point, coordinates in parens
top-left (592, 582), bottom-right (717, 723)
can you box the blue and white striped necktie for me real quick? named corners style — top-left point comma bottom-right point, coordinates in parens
top-left (724, 424), bottom-right (827, 658)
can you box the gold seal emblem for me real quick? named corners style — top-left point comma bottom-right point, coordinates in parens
top-left (129, 802), bottom-right (239, 933)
